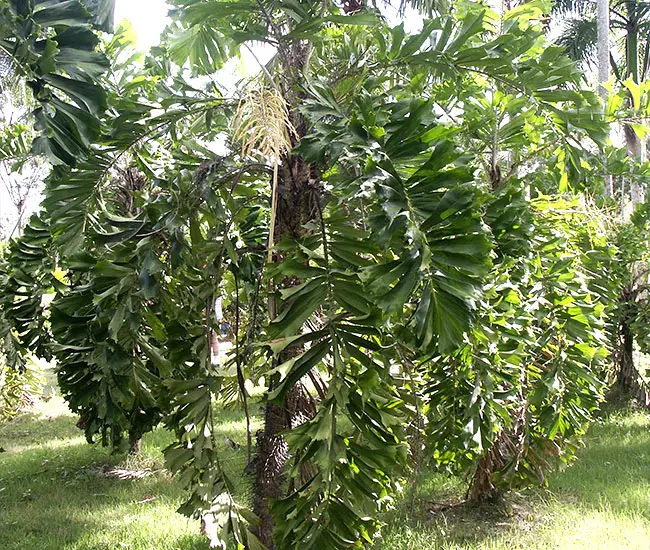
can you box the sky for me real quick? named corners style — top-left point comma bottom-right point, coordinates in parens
top-left (114, 0), bottom-right (170, 51)
top-left (113, 0), bottom-right (422, 50)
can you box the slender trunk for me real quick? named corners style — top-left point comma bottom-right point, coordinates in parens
top-left (234, 274), bottom-right (252, 466)
top-left (616, 286), bottom-right (639, 394)
top-left (625, 6), bottom-right (644, 204)
top-left (252, 39), bottom-right (321, 546)
top-left (626, 18), bottom-right (639, 84)
top-left (625, 124), bottom-right (645, 205)
top-left (597, 0), bottom-right (614, 197)
top-left (597, 0), bottom-right (610, 96)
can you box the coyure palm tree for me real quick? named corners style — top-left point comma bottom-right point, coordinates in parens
top-left (0, 1), bottom-right (618, 548)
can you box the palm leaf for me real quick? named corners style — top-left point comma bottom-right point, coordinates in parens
top-left (555, 16), bottom-right (597, 66)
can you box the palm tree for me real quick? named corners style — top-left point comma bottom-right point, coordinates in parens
top-left (556, 0), bottom-right (650, 187)
top-left (556, 0), bottom-right (650, 398)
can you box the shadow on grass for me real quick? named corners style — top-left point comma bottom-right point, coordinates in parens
top-left (0, 397), bottom-right (258, 550)
top-left (379, 409), bottom-right (650, 549)
top-left (0, 433), bottom-right (210, 550)
top-left (378, 473), bottom-right (537, 549)
top-left (5, 388), bottom-right (648, 550)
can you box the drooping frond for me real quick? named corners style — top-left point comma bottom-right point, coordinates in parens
top-left (0, 0), bottom-right (110, 166)
top-left (555, 16), bottom-right (598, 66)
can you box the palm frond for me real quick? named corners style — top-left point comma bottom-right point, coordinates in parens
top-left (551, 0), bottom-right (594, 16)
top-left (555, 16), bottom-right (598, 66)
top-left (399, 0), bottom-right (447, 16)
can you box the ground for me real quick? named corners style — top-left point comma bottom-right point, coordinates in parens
top-left (1, 371), bottom-right (649, 550)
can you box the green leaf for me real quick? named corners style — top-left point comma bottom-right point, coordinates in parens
top-left (269, 339), bottom-right (331, 402)
top-left (33, 0), bottom-right (93, 27)
top-left (42, 74), bottom-right (107, 115)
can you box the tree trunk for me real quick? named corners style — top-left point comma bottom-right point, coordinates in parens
top-left (617, 317), bottom-right (636, 391)
top-left (597, 0), bottom-right (614, 197)
top-left (128, 431), bottom-right (142, 455)
top-left (614, 282), bottom-right (640, 400)
top-left (252, 38), bottom-right (322, 546)
top-left (597, 0), bottom-right (610, 96)
top-left (624, 4), bottom-right (644, 205)
top-left (624, 124), bottom-right (645, 206)
top-left (616, 286), bottom-right (639, 394)
top-left (252, 383), bottom-right (291, 548)
top-left (252, 166), bottom-right (321, 544)
top-left (468, 443), bottom-right (505, 503)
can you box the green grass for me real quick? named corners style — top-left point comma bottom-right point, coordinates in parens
top-left (0, 371), bottom-right (259, 550)
top-left (379, 409), bottom-right (650, 549)
top-left (1, 372), bottom-right (650, 549)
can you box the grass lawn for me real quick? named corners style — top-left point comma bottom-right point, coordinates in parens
top-left (1, 372), bottom-right (649, 550)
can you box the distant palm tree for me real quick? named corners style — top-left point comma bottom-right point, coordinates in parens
top-left (556, 1), bottom-right (649, 201)
top-left (555, 1), bottom-right (650, 82)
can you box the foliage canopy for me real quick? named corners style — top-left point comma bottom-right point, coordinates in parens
top-left (0, 0), bottom-right (642, 548)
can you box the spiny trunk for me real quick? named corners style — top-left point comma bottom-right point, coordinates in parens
top-left (252, 383), bottom-right (292, 548)
top-left (252, 46), bottom-right (322, 542)
top-left (252, 169), bottom-right (320, 544)
top-left (253, 378), bottom-right (317, 547)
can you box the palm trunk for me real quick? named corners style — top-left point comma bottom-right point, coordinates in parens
top-left (252, 38), bottom-right (321, 547)
top-left (252, 382), bottom-right (292, 548)
top-left (128, 430), bottom-right (142, 455)
top-left (616, 286), bottom-right (639, 395)
top-left (597, 0), bottom-right (614, 197)
top-left (625, 2), bottom-right (644, 205)
top-left (252, 163), bottom-right (319, 544)
top-left (617, 315), bottom-right (636, 392)
top-left (468, 431), bottom-right (510, 502)
top-left (597, 0), bottom-right (610, 94)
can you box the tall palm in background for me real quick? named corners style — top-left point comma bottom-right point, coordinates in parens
top-left (556, 0), bottom-right (650, 187)
top-left (597, 0), bottom-right (613, 195)
top-left (557, 0), bottom-right (650, 400)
